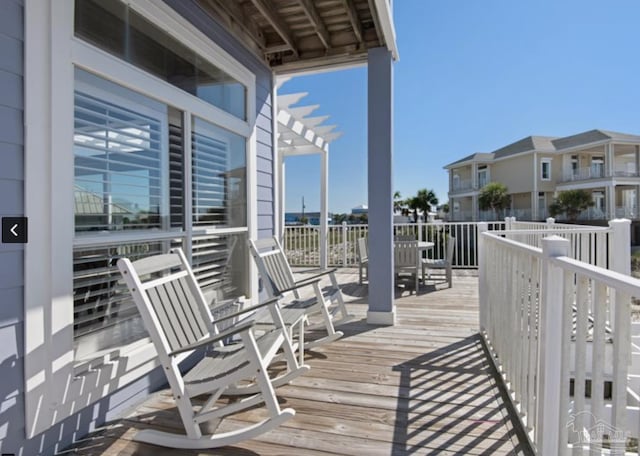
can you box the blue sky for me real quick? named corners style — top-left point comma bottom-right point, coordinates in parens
top-left (280, 0), bottom-right (640, 214)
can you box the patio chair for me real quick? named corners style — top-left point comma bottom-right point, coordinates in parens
top-left (422, 236), bottom-right (455, 288)
top-left (248, 236), bottom-right (352, 349)
top-left (394, 240), bottom-right (420, 293)
top-left (356, 237), bottom-right (369, 285)
top-left (117, 248), bottom-right (309, 449)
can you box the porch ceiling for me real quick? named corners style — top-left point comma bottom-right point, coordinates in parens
top-left (195, 0), bottom-right (398, 74)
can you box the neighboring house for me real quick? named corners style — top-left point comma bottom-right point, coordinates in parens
top-left (0, 1), bottom-right (397, 454)
top-left (351, 204), bottom-right (369, 215)
top-left (445, 129), bottom-right (640, 222)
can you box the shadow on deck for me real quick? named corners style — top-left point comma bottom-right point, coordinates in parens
top-left (67, 271), bottom-right (533, 455)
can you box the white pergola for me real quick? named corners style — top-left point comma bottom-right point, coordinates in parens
top-left (276, 77), bottom-right (342, 269)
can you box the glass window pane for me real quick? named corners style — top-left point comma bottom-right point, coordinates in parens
top-left (193, 232), bottom-right (249, 302)
top-left (75, 0), bottom-right (247, 120)
top-left (74, 69), bottom-right (168, 232)
top-left (192, 116), bottom-right (247, 228)
top-left (73, 240), bottom-right (178, 361)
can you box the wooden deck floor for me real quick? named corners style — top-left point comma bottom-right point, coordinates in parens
top-left (68, 271), bottom-right (533, 456)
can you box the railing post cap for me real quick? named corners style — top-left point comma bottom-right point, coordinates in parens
top-left (541, 235), bottom-right (569, 256)
top-left (477, 221), bottom-right (489, 232)
top-left (609, 218), bottom-right (631, 226)
top-left (546, 217), bottom-right (555, 224)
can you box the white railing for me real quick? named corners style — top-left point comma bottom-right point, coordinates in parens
top-left (479, 219), bottom-right (638, 454)
top-left (506, 217), bottom-right (613, 268)
top-left (451, 179), bottom-right (474, 192)
top-left (283, 221), bottom-right (507, 268)
top-left (561, 166), bottom-right (607, 182)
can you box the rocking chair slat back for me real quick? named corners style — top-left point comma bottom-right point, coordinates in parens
top-left (146, 277), bottom-right (209, 351)
top-left (262, 251), bottom-right (296, 293)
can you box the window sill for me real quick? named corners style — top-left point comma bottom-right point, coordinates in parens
top-left (73, 336), bottom-right (154, 377)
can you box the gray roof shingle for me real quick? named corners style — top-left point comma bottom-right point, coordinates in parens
top-left (552, 129), bottom-right (640, 150)
top-left (492, 136), bottom-right (558, 159)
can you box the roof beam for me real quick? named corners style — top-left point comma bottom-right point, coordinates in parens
top-left (340, 0), bottom-right (363, 45)
top-left (249, 0), bottom-right (299, 57)
top-left (295, 0), bottom-right (330, 49)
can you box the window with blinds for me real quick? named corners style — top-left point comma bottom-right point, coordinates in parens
top-left (73, 240), bottom-right (177, 361)
top-left (72, 64), bottom-right (248, 363)
top-left (192, 232), bottom-right (247, 300)
top-left (192, 117), bottom-right (247, 228)
top-left (74, 75), bottom-right (167, 232)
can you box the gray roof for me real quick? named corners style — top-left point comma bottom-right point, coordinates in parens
top-left (492, 136), bottom-right (558, 159)
top-left (444, 152), bottom-right (494, 168)
top-left (552, 129), bottom-right (640, 150)
top-left (445, 129), bottom-right (640, 170)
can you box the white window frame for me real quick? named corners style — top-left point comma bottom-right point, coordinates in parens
top-left (24, 0), bottom-right (258, 437)
top-left (541, 158), bottom-right (552, 181)
top-left (477, 166), bottom-right (489, 188)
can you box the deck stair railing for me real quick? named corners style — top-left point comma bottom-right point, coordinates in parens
top-left (478, 219), bottom-right (640, 455)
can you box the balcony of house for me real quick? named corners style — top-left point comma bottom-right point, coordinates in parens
top-left (450, 178), bottom-right (476, 195)
top-left (65, 220), bottom-right (536, 455)
top-left (559, 145), bottom-right (640, 185)
top-left (64, 218), bottom-right (640, 455)
top-left (559, 165), bottom-right (608, 183)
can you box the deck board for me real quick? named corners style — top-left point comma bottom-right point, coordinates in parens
top-left (68, 270), bottom-right (533, 455)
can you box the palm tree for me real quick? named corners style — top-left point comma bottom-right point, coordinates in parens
top-left (478, 182), bottom-right (510, 217)
top-left (408, 188), bottom-right (438, 222)
top-left (393, 191), bottom-right (403, 214)
top-left (549, 190), bottom-right (594, 222)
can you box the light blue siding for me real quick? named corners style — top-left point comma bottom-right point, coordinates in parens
top-left (0, 1), bottom-right (26, 454)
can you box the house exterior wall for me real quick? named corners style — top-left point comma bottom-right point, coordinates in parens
top-left (490, 154), bottom-right (534, 194)
top-left (512, 192), bottom-right (532, 210)
top-left (1, 1), bottom-right (276, 454)
top-left (537, 154), bottom-right (558, 192)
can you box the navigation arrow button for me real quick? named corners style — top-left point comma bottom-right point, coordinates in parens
top-left (2, 217), bottom-right (28, 243)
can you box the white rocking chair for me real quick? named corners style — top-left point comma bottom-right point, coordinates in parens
top-left (117, 248), bottom-right (309, 449)
top-left (249, 236), bottom-right (353, 350)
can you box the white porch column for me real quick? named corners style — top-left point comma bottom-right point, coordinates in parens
top-left (367, 47), bottom-right (395, 325)
top-left (471, 162), bottom-right (478, 189)
top-left (319, 149), bottom-right (329, 269)
top-left (278, 157), bottom-right (286, 243)
top-left (606, 142), bottom-right (614, 177)
top-left (607, 184), bottom-right (616, 220)
top-left (472, 194), bottom-right (478, 221)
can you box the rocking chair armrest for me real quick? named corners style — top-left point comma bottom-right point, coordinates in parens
top-left (168, 320), bottom-right (255, 356)
top-left (279, 277), bottom-right (322, 294)
top-left (288, 268), bottom-right (338, 290)
top-left (214, 296), bottom-right (282, 324)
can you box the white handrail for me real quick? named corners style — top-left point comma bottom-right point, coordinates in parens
top-left (480, 228), bottom-right (639, 454)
